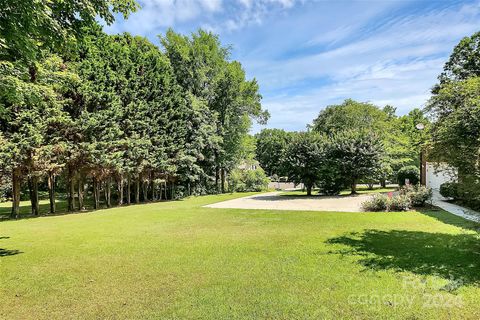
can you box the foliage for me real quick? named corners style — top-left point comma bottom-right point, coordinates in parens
top-left (311, 99), bottom-right (389, 135)
top-left (397, 165), bottom-right (420, 186)
top-left (387, 194), bottom-right (411, 211)
top-left (437, 31), bottom-right (480, 85)
top-left (0, 26), bottom-right (269, 217)
top-left (400, 184), bottom-right (432, 207)
top-left (362, 193), bottom-right (410, 212)
top-left (160, 29), bottom-right (269, 193)
top-left (327, 130), bottom-right (384, 194)
top-left (361, 194), bottom-right (389, 211)
top-left (281, 132), bottom-right (325, 195)
top-left (428, 31), bottom-right (480, 209)
top-left (311, 99), bottom-right (429, 185)
top-left (228, 167), bottom-right (269, 192)
top-left (440, 182), bottom-right (459, 199)
top-left (0, 0), bottom-right (138, 62)
top-left (254, 128), bottom-right (292, 176)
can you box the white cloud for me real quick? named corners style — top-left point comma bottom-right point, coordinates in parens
top-left (104, 0), bottom-right (224, 34)
top-left (247, 1), bottom-right (480, 132)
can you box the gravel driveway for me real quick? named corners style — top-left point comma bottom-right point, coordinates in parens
top-left (204, 192), bottom-right (370, 212)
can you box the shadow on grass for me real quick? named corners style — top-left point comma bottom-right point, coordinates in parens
top-left (0, 236), bottom-right (22, 258)
top-left (327, 229), bottom-right (480, 287)
top-left (417, 207), bottom-right (480, 233)
top-left (0, 197), bottom-right (174, 222)
top-left (280, 187), bottom-right (397, 198)
top-left (0, 248), bottom-right (22, 257)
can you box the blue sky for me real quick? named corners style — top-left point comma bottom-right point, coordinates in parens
top-left (104, 0), bottom-right (480, 132)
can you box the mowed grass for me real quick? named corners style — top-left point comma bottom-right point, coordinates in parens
top-left (1, 193), bottom-right (480, 319)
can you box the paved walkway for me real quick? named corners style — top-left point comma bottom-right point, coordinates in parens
top-left (204, 192), bottom-right (369, 212)
top-left (432, 191), bottom-right (480, 223)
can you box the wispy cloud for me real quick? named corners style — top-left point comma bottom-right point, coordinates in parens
top-left (104, 0), bottom-right (480, 132)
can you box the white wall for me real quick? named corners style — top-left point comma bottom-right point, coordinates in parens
top-left (426, 162), bottom-right (457, 190)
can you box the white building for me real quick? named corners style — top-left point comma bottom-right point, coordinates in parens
top-left (425, 162), bottom-right (457, 190)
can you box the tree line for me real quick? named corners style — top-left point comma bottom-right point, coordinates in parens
top-left (0, 1), bottom-right (268, 218)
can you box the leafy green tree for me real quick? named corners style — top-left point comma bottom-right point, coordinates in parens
top-left (428, 31), bottom-right (480, 207)
top-left (327, 130), bottom-right (384, 194)
top-left (0, 0), bottom-right (138, 62)
top-left (427, 77), bottom-right (480, 175)
top-left (160, 29), bottom-right (269, 193)
top-left (255, 128), bottom-right (292, 177)
top-left (0, 57), bottom-right (72, 217)
top-left (437, 31), bottom-right (480, 85)
top-left (282, 132), bottom-right (324, 196)
top-left (311, 99), bottom-right (389, 136)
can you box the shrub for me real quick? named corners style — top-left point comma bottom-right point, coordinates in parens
top-left (362, 192), bottom-right (415, 212)
top-left (388, 194), bottom-right (411, 211)
top-left (228, 168), bottom-right (269, 192)
top-left (362, 194), bottom-right (388, 211)
top-left (400, 184), bottom-right (432, 207)
top-left (397, 165), bottom-right (420, 186)
top-left (439, 182), bottom-right (459, 199)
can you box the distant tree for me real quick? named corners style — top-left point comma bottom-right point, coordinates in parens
top-left (327, 130), bottom-right (383, 194)
top-left (312, 99), bottom-right (428, 185)
top-left (255, 129), bottom-right (292, 176)
top-left (282, 132), bottom-right (324, 196)
top-left (311, 99), bottom-right (389, 136)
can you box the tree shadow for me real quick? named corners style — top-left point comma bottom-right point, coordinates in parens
top-left (417, 207), bottom-right (480, 233)
top-left (0, 248), bottom-right (22, 257)
top-left (326, 229), bottom-right (480, 287)
top-left (0, 236), bottom-right (22, 257)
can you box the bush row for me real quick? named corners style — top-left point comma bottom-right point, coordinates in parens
top-left (362, 185), bottom-right (432, 212)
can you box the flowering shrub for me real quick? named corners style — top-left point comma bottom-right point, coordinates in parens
top-left (361, 194), bottom-right (388, 211)
top-left (400, 185), bottom-right (432, 206)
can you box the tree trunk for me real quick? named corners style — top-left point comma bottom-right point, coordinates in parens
top-left (105, 178), bottom-right (111, 208)
top-left (48, 172), bottom-right (56, 214)
top-left (77, 177), bottom-right (84, 211)
top-left (380, 179), bottom-right (386, 188)
top-left (150, 173), bottom-right (155, 201)
top-left (93, 177), bottom-right (100, 209)
top-left (117, 176), bottom-right (124, 206)
top-left (29, 176), bottom-right (40, 216)
top-left (142, 180), bottom-right (148, 202)
top-left (28, 177), bottom-right (33, 214)
top-left (351, 179), bottom-right (357, 195)
top-left (11, 168), bottom-right (21, 219)
top-left (135, 178), bottom-right (140, 203)
top-left (214, 151), bottom-right (220, 194)
top-left (221, 168), bottom-right (226, 194)
top-left (127, 175), bottom-right (131, 205)
top-left (306, 184), bottom-right (312, 196)
top-left (67, 168), bottom-right (75, 211)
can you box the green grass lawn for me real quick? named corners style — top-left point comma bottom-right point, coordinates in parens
top-left (1, 193), bottom-right (479, 319)
top-left (280, 186), bottom-right (397, 197)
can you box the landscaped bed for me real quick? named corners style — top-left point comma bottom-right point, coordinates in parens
top-left (1, 193), bottom-right (479, 319)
